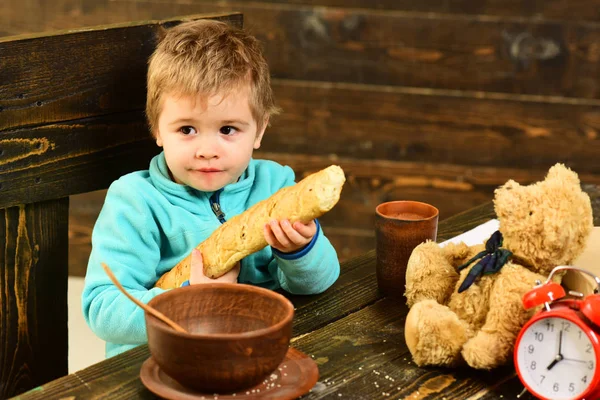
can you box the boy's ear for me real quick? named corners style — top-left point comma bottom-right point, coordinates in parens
top-left (253, 117), bottom-right (269, 149)
top-left (155, 132), bottom-right (163, 147)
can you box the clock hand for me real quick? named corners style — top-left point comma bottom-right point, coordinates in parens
top-left (547, 354), bottom-right (563, 370)
top-left (547, 330), bottom-right (565, 371)
top-left (557, 330), bottom-right (563, 355)
top-left (562, 358), bottom-right (587, 363)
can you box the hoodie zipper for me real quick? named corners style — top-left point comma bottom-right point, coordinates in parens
top-left (209, 190), bottom-right (226, 224)
top-left (209, 189), bottom-right (245, 276)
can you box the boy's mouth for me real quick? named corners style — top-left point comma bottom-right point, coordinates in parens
top-left (196, 168), bottom-right (222, 173)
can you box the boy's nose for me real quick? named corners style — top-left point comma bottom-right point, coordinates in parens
top-left (194, 143), bottom-right (219, 159)
top-left (195, 148), bottom-right (219, 159)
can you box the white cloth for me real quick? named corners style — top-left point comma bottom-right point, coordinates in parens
top-left (440, 219), bottom-right (499, 247)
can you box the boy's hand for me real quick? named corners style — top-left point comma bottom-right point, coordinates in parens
top-left (189, 249), bottom-right (240, 284)
top-left (264, 219), bottom-right (317, 254)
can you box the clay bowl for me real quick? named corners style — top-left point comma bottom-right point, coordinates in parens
top-left (145, 283), bottom-right (294, 393)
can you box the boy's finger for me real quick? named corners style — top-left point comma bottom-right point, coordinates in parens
top-left (216, 262), bottom-right (240, 284)
top-left (191, 248), bottom-right (203, 267)
top-left (281, 220), bottom-right (307, 245)
top-left (268, 220), bottom-right (290, 247)
top-left (225, 262), bottom-right (240, 274)
top-left (189, 249), bottom-right (205, 284)
top-left (263, 224), bottom-right (280, 248)
top-left (293, 220), bottom-right (316, 238)
top-left (225, 263), bottom-right (241, 279)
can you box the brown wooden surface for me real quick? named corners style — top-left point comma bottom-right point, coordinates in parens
top-left (3, 1), bottom-right (600, 99)
top-left (0, 113), bottom-right (158, 210)
top-left (19, 186), bottom-right (600, 400)
top-left (2, 0), bottom-right (600, 32)
top-left (268, 81), bottom-right (600, 174)
top-left (123, 0), bottom-right (600, 21)
top-left (0, 199), bottom-right (69, 399)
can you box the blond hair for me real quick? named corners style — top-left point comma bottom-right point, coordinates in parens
top-left (146, 19), bottom-right (279, 136)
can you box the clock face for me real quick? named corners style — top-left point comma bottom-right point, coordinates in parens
top-left (516, 316), bottom-right (597, 399)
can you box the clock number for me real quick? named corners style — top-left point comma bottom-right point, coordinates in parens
top-left (546, 321), bottom-right (554, 332)
top-left (579, 330), bottom-right (583, 339)
top-left (540, 375), bottom-right (545, 384)
top-left (586, 343), bottom-right (592, 353)
top-left (534, 332), bottom-right (544, 342)
top-left (582, 375), bottom-right (588, 384)
top-left (561, 321), bottom-right (571, 332)
top-left (531, 361), bottom-right (536, 370)
top-left (569, 383), bottom-right (575, 392)
top-left (553, 383), bottom-right (560, 392)
top-left (588, 361), bottom-right (594, 370)
top-left (527, 344), bottom-right (534, 354)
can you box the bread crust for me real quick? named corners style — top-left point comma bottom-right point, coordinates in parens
top-left (155, 165), bottom-right (345, 289)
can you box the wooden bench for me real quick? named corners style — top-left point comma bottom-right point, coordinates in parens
top-left (0, 12), bottom-right (241, 398)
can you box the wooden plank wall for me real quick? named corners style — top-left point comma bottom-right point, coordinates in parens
top-left (2, 0), bottom-right (600, 273)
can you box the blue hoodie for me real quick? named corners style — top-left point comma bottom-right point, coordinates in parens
top-left (82, 152), bottom-right (340, 357)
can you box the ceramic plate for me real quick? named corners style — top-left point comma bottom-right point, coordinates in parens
top-left (140, 347), bottom-right (318, 399)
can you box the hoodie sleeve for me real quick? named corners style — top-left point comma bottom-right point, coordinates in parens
top-left (269, 220), bottom-right (341, 294)
top-left (81, 178), bottom-right (167, 346)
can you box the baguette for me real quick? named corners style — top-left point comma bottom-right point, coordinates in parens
top-left (155, 165), bottom-right (346, 289)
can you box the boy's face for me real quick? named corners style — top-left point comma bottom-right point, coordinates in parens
top-left (155, 85), bottom-right (266, 192)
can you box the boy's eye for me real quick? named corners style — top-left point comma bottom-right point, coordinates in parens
top-left (179, 126), bottom-right (197, 135)
top-left (220, 126), bottom-right (237, 135)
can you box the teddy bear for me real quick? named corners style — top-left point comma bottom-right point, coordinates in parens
top-left (403, 163), bottom-right (593, 370)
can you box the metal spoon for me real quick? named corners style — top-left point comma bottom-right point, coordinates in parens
top-left (101, 262), bottom-right (188, 334)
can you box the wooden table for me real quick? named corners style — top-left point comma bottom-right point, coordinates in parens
top-left (15, 186), bottom-right (600, 400)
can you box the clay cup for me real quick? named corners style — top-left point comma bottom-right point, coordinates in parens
top-left (375, 201), bottom-right (439, 298)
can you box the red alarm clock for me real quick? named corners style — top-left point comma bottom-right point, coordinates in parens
top-left (514, 266), bottom-right (600, 400)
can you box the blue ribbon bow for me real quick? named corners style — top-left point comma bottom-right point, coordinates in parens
top-left (457, 230), bottom-right (513, 293)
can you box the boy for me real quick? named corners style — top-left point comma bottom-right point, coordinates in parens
top-left (82, 19), bottom-right (340, 358)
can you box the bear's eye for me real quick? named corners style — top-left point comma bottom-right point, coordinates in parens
top-left (529, 211), bottom-right (533, 216)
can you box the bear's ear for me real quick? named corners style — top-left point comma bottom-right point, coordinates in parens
top-left (496, 179), bottom-right (520, 193)
top-left (545, 163), bottom-right (581, 187)
top-left (494, 179), bottom-right (521, 213)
